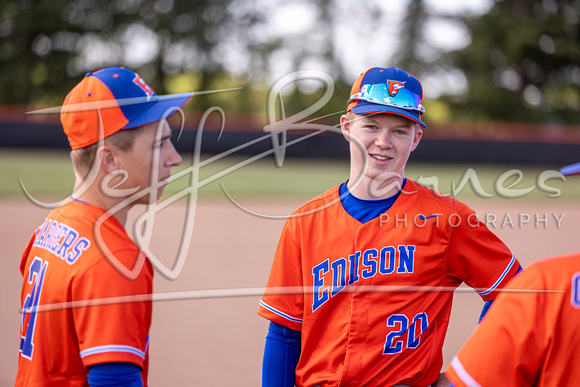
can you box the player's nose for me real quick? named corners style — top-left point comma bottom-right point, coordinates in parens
top-left (166, 141), bottom-right (182, 167)
top-left (375, 129), bottom-right (392, 149)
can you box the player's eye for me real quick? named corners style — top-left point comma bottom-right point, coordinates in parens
top-left (154, 138), bottom-right (169, 149)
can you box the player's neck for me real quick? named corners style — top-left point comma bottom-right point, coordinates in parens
top-left (73, 187), bottom-right (131, 225)
top-left (346, 174), bottom-right (404, 200)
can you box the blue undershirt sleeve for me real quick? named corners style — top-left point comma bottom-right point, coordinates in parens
top-left (262, 321), bottom-right (301, 387)
top-left (478, 300), bottom-right (494, 323)
top-left (87, 362), bottom-right (143, 387)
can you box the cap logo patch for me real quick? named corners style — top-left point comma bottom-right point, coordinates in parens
top-left (387, 80), bottom-right (405, 97)
top-left (132, 74), bottom-right (154, 100)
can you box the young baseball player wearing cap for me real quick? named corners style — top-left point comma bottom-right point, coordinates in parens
top-left (440, 163), bottom-right (580, 387)
top-left (16, 67), bottom-right (191, 386)
top-left (258, 67), bottom-right (522, 386)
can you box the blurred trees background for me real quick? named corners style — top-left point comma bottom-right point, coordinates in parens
top-left (0, 0), bottom-right (578, 125)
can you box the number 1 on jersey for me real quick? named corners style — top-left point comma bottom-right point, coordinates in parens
top-left (20, 257), bottom-right (49, 360)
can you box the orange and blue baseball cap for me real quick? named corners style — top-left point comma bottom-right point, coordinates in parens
top-left (561, 162), bottom-right (580, 176)
top-left (60, 66), bottom-right (193, 149)
top-left (347, 67), bottom-right (426, 128)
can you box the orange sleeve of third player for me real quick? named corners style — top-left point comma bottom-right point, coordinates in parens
top-left (258, 215), bottom-right (305, 332)
top-left (445, 264), bottom-right (547, 387)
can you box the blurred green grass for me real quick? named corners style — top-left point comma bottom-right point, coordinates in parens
top-left (1, 149), bottom-right (577, 201)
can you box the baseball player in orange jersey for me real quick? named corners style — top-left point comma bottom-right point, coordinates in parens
top-left (16, 67), bottom-right (191, 386)
top-left (258, 67), bottom-right (522, 387)
top-left (441, 162), bottom-right (580, 387)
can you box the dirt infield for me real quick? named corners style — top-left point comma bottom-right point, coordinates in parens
top-left (1, 195), bottom-right (578, 386)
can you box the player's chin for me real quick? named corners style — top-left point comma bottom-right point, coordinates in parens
top-left (152, 180), bottom-right (169, 200)
top-left (157, 186), bottom-right (167, 200)
top-left (366, 165), bottom-right (398, 179)
top-left (152, 186), bottom-right (167, 201)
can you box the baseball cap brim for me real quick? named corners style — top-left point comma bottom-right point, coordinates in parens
top-left (349, 103), bottom-right (426, 128)
top-left (121, 92), bottom-right (193, 130)
top-left (560, 162), bottom-right (580, 176)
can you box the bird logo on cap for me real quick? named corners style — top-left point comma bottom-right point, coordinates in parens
top-left (387, 80), bottom-right (405, 97)
top-left (132, 74), bottom-right (154, 101)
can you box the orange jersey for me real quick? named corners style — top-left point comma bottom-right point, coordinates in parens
top-left (258, 181), bottom-right (520, 387)
top-left (16, 199), bottom-right (153, 387)
top-left (446, 252), bottom-right (580, 387)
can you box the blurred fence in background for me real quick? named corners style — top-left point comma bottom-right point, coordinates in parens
top-left (1, 106), bottom-right (579, 165)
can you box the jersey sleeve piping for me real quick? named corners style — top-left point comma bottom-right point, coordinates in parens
top-left (80, 344), bottom-right (146, 360)
top-left (259, 300), bottom-right (303, 324)
top-left (450, 356), bottom-right (482, 387)
top-left (477, 253), bottom-right (516, 296)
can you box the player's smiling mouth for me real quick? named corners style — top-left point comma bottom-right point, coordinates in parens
top-left (370, 154), bottom-right (392, 161)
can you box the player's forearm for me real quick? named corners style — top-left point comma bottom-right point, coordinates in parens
top-left (262, 321), bottom-right (301, 387)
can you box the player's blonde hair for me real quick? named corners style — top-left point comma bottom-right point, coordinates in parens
top-left (70, 126), bottom-right (146, 179)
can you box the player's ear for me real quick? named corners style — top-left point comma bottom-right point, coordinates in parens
top-left (97, 144), bottom-right (120, 174)
top-left (410, 126), bottom-right (423, 152)
top-left (340, 114), bottom-right (351, 142)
